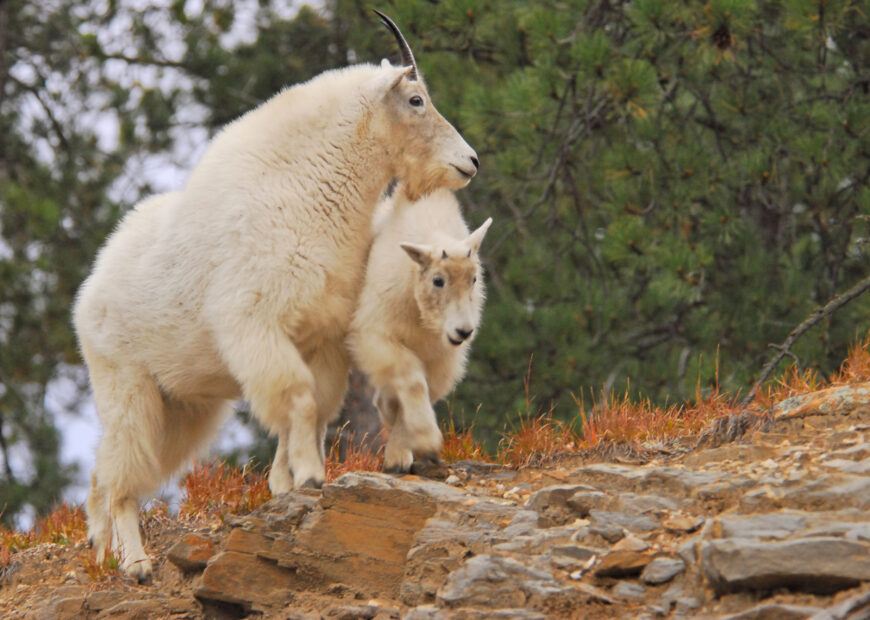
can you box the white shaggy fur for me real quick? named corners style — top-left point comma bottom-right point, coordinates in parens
top-left (73, 54), bottom-right (477, 581)
top-left (349, 188), bottom-right (491, 472)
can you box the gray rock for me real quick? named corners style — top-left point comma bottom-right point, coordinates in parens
top-left (717, 603), bottom-right (824, 620)
top-left (640, 557), bottom-right (685, 585)
top-left (494, 523), bottom-right (578, 553)
top-left (613, 581), bottom-right (646, 600)
top-left (570, 463), bottom-right (641, 491)
top-left (590, 509), bottom-right (659, 533)
top-left (550, 544), bottom-right (599, 562)
top-left (226, 491), bottom-right (319, 532)
top-left (500, 510), bottom-right (539, 538)
top-left (809, 588), bottom-right (870, 619)
top-left (718, 513), bottom-right (808, 539)
top-left (528, 484), bottom-right (597, 525)
top-left (695, 478), bottom-right (757, 504)
top-left (402, 606), bottom-right (448, 620)
top-left (96, 599), bottom-right (167, 618)
top-left (324, 471), bottom-right (469, 506)
top-left (410, 610), bottom-right (546, 620)
top-left (326, 604), bottom-right (380, 619)
top-left (436, 555), bottom-right (579, 609)
top-left (572, 463), bottom-right (728, 496)
top-left (615, 493), bottom-right (680, 514)
top-left (701, 536), bottom-right (870, 594)
top-left (528, 484), bottom-right (592, 511)
top-left (674, 597), bottom-right (702, 614)
top-left (822, 459), bottom-right (870, 475)
top-left (589, 523), bottom-right (625, 542)
top-left (828, 443), bottom-right (870, 461)
top-left (566, 491), bottom-right (610, 517)
top-left (781, 475), bottom-right (870, 511)
top-left (677, 536), bottom-right (699, 565)
top-left (663, 514), bottom-right (705, 533)
top-left (685, 444), bottom-right (778, 467)
top-left (846, 523), bottom-right (870, 542)
top-left (85, 589), bottom-right (129, 612)
top-left (643, 467), bottom-right (729, 496)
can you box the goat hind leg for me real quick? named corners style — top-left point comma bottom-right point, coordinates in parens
top-left (87, 359), bottom-right (165, 582)
top-left (86, 472), bottom-right (110, 562)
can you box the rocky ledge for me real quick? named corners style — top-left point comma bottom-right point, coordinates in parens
top-left (4, 382), bottom-right (870, 619)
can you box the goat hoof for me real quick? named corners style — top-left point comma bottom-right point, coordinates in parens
top-left (299, 478), bottom-right (323, 490)
top-left (87, 537), bottom-right (94, 549)
top-left (124, 558), bottom-right (153, 584)
top-left (414, 452), bottom-right (443, 465)
top-left (383, 464), bottom-right (410, 475)
top-left (410, 457), bottom-right (449, 480)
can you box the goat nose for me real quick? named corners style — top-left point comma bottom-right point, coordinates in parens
top-left (470, 156), bottom-right (480, 171)
top-left (456, 327), bottom-right (474, 341)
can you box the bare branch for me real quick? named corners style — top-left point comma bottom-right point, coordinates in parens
top-left (740, 274), bottom-right (870, 409)
top-left (8, 74), bottom-right (71, 153)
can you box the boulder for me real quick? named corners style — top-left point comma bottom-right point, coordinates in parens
top-left (701, 537), bottom-right (870, 594)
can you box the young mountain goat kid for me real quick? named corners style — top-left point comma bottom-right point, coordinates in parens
top-left (73, 13), bottom-right (477, 581)
top-left (349, 188), bottom-right (491, 473)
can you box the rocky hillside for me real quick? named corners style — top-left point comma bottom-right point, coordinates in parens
top-left (4, 383), bottom-right (870, 619)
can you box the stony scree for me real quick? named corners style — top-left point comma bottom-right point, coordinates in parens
top-left (4, 382), bottom-right (870, 618)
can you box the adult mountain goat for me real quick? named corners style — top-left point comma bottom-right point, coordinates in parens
top-left (349, 188), bottom-right (491, 473)
top-left (73, 12), bottom-right (477, 581)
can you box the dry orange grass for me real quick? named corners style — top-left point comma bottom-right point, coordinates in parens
top-left (497, 412), bottom-right (578, 467)
top-left (751, 335), bottom-right (870, 409)
top-left (1, 503), bottom-right (89, 571)
top-left (753, 365), bottom-right (824, 409)
top-left (830, 335), bottom-right (870, 385)
top-left (580, 385), bottom-right (740, 451)
top-left (81, 550), bottom-right (123, 583)
top-left (178, 460), bottom-right (271, 522)
top-left (0, 503), bottom-right (87, 558)
top-left (441, 419), bottom-right (488, 463)
top-left (325, 428), bottom-right (385, 483)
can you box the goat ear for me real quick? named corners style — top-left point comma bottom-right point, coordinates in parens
top-left (400, 242), bottom-right (433, 268)
top-left (370, 65), bottom-right (413, 96)
top-left (465, 217), bottom-right (493, 254)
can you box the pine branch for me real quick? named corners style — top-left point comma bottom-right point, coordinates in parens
top-left (740, 274), bottom-right (870, 410)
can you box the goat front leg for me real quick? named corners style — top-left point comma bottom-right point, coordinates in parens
top-left (383, 366), bottom-right (443, 473)
top-left (376, 387), bottom-right (413, 473)
top-left (215, 315), bottom-right (325, 490)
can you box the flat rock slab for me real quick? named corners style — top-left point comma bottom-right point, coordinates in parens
top-left (436, 554), bottom-right (582, 610)
top-left (589, 509), bottom-right (659, 533)
top-left (774, 383), bottom-right (870, 419)
top-left (701, 537), bottom-right (870, 594)
top-left (167, 533), bottom-right (217, 572)
top-left (640, 556), bottom-right (685, 584)
top-left (716, 603), bottom-right (824, 619)
top-left (717, 513), bottom-right (809, 539)
top-left (593, 551), bottom-right (651, 578)
top-left (570, 463), bottom-right (729, 497)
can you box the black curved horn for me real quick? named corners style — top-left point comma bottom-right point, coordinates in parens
top-left (373, 9), bottom-right (419, 81)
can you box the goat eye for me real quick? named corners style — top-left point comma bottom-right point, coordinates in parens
top-left (409, 95), bottom-right (424, 107)
top-left (472, 276), bottom-right (477, 284)
top-left (433, 276), bottom-right (445, 288)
